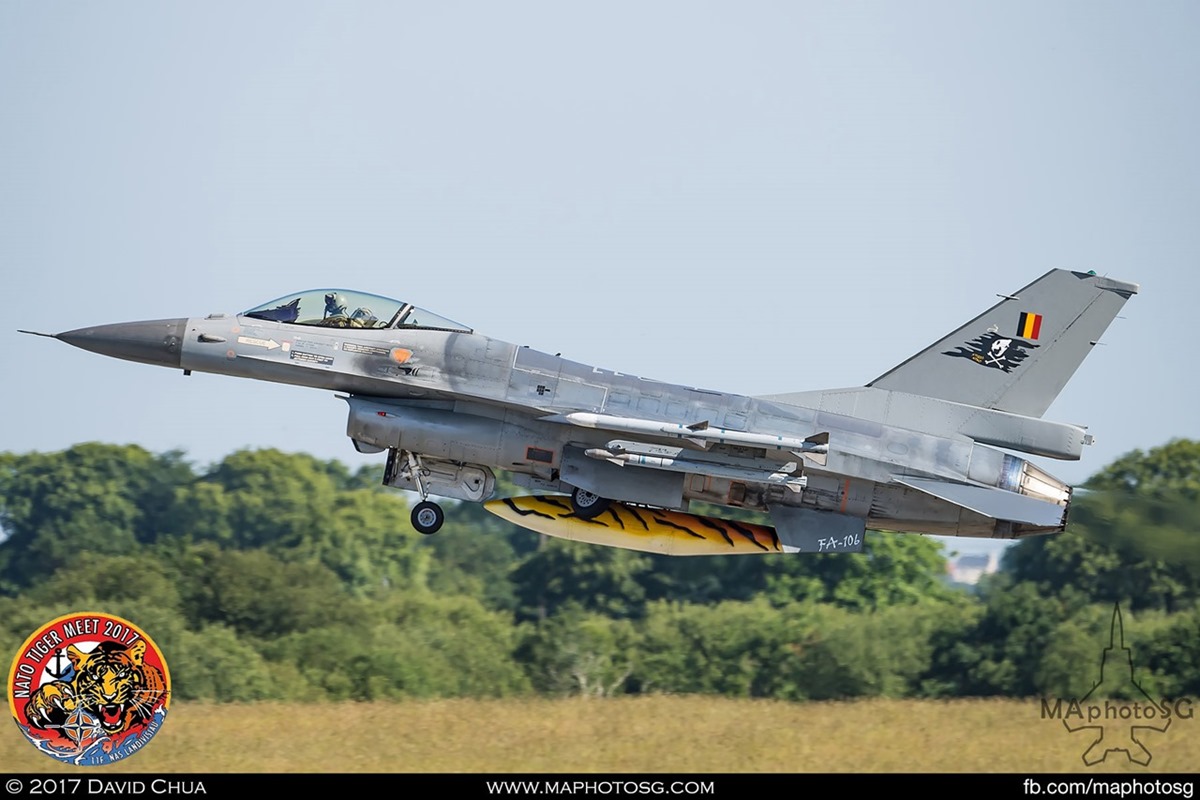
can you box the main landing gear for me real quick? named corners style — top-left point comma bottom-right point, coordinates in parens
top-left (404, 451), bottom-right (445, 535)
top-left (570, 487), bottom-right (612, 520)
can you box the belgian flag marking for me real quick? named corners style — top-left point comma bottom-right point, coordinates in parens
top-left (1017, 311), bottom-right (1043, 340)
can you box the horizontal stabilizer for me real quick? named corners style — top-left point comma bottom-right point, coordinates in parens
top-left (894, 476), bottom-right (1066, 527)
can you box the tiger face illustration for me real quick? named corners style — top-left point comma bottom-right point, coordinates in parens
top-left (23, 640), bottom-right (167, 738)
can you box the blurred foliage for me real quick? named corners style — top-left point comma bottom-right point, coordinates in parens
top-left (1005, 439), bottom-right (1200, 612)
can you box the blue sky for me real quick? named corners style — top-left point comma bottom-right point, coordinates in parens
top-left (3, 3), bottom-right (1198, 555)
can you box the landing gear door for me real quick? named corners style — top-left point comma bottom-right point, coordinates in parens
top-left (383, 450), bottom-right (496, 503)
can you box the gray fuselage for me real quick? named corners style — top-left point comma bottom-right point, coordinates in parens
top-left (176, 313), bottom-right (1068, 540)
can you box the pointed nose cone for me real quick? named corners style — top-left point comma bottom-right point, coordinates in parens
top-left (57, 318), bottom-right (187, 368)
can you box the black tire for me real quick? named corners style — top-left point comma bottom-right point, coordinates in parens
top-left (411, 501), bottom-right (445, 535)
top-left (570, 487), bottom-right (611, 519)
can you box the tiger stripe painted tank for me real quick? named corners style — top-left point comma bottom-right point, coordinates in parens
top-left (483, 495), bottom-right (793, 556)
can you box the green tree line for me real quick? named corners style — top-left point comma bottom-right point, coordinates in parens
top-left (1, 440), bottom-right (1198, 702)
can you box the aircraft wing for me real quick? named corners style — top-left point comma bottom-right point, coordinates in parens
top-left (892, 476), bottom-right (1067, 527)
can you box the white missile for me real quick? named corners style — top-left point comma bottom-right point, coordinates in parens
top-left (545, 411), bottom-right (829, 457)
top-left (584, 448), bottom-right (807, 492)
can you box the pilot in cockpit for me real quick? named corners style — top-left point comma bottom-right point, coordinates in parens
top-left (320, 292), bottom-right (379, 328)
top-left (350, 307), bottom-right (377, 327)
top-left (324, 292), bottom-right (348, 320)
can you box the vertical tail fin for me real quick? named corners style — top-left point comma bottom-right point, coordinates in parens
top-left (868, 269), bottom-right (1138, 418)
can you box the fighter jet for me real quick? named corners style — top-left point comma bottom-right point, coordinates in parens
top-left (20, 269), bottom-right (1137, 555)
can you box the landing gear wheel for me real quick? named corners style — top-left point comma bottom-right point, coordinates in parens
top-left (570, 487), bottom-right (611, 520)
top-left (411, 501), bottom-right (445, 535)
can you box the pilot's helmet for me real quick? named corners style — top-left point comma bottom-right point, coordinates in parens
top-left (324, 292), bottom-right (347, 316)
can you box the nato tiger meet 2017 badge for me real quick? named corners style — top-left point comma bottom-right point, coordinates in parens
top-left (7, 611), bottom-right (170, 765)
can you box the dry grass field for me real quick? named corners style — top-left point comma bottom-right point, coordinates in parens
top-left (3, 697), bottom-right (1196, 773)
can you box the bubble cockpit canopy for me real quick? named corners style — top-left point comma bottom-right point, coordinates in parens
top-left (241, 289), bottom-right (472, 332)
